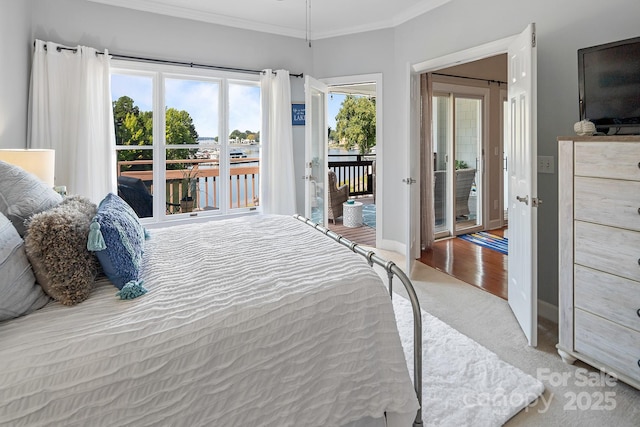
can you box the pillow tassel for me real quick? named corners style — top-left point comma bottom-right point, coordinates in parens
top-left (116, 280), bottom-right (148, 300)
top-left (87, 219), bottom-right (106, 251)
top-left (144, 228), bottom-right (151, 240)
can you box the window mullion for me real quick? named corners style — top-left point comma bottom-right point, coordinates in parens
top-left (219, 79), bottom-right (229, 214)
top-left (154, 71), bottom-right (167, 221)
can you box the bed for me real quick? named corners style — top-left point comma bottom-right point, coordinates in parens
top-left (0, 162), bottom-right (423, 427)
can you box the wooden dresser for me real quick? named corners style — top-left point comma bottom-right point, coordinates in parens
top-left (557, 135), bottom-right (640, 390)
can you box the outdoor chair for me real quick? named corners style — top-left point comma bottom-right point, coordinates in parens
top-left (328, 170), bottom-right (349, 224)
top-left (117, 176), bottom-right (180, 218)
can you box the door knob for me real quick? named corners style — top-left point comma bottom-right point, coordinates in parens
top-left (516, 195), bottom-right (529, 205)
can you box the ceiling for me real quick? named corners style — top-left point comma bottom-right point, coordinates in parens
top-left (88, 0), bottom-right (452, 40)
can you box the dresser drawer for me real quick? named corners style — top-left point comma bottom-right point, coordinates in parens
top-left (575, 309), bottom-right (640, 383)
top-left (575, 141), bottom-right (640, 181)
top-left (574, 265), bottom-right (640, 333)
top-left (575, 176), bottom-right (640, 231)
top-left (575, 221), bottom-right (640, 282)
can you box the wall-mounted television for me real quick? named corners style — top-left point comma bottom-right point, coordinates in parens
top-left (578, 36), bottom-right (640, 134)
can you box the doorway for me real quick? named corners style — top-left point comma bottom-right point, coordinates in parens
top-left (322, 74), bottom-right (382, 248)
top-left (422, 54), bottom-right (509, 299)
top-left (410, 24), bottom-right (539, 346)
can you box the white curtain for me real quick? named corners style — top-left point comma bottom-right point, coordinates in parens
top-left (260, 69), bottom-right (297, 215)
top-left (28, 39), bottom-right (115, 203)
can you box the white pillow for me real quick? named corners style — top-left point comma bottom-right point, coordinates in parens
top-left (0, 160), bottom-right (62, 236)
top-left (0, 212), bottom-right (50, 321)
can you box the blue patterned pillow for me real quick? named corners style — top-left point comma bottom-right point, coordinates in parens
top-left (89, 193), bottom-right (147, 291)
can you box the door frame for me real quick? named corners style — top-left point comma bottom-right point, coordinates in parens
top-left (322, 73), bottom-right (383, 247)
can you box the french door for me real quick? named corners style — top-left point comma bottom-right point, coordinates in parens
top-left (432, 86), bottom-right (486, 238)
top-left (304, 76), bottom-right (329, 224)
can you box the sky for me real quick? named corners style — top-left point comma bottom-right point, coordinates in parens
top-left (328, 93), bottom-right (346, 130)
top-left (112, 73), bottom-right (349, 136)
top-left (111, 74), bottom-right (261, 139)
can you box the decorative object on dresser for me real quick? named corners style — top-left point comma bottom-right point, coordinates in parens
top-left (573, 119), bottom-right (596, 136)
top-left (557, 135), bottom-right (640, 390)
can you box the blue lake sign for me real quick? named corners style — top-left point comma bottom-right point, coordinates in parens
top-left (292, 103), bottom-right (305, 126)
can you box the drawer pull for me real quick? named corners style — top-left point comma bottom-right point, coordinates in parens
top-left (637, 308), bottom-right (640, 318)
top-left (638, 207), bottom-right (640, 215)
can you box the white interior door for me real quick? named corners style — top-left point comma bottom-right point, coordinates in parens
top-left (507, 23), bottom-right (538, 347)
top-left (406, 72), bottom-right (421, 273)
top-left (304, 76), bottom-right (329, 224)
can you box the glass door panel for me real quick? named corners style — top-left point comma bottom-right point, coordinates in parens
top-left (305, 76), bottom-right (328, 225)
top-left (453, 96), bottom-right (482, 234)
top-left (432, 94), bottom-right (452, 237)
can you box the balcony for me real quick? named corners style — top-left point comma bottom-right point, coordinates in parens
top-left (117, 158), bottom-right (259, 213)
top-left (328, 153), bottom-right (374, 196)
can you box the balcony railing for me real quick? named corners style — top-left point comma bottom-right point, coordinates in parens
top-left (116, 153), bottom-right (373, 214)
top-left (329, 154), bottom-right (375, 196)
top-left (117, 158), bottom-right (259, 213)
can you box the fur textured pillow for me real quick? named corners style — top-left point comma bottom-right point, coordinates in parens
top-left (24, 196), bottom-right (100, 305)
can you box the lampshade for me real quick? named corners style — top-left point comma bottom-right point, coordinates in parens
top-left (0, 149), bottom-right (56, 187)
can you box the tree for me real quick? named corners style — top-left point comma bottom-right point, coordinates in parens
top-left (113, 97), bottom-right (199, 170)
top-left (334, 95), bottom-right (376, 154)
top-left (165, 108), bottom-right (199, 165)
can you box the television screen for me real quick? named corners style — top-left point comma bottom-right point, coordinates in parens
top-left (578, 36), bottom-right (640, 133)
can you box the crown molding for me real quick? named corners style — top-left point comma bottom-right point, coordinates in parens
top-left (89, 0), bottom-right (453, 41)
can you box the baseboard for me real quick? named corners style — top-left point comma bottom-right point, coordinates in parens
top-left (378, 239), bottom-right (405, 256)
top-left (538, 299), bottom-right (558, 323)
top-left (487, 219), bottom-right (503, 230)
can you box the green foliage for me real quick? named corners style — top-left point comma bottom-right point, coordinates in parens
top-left (113, 97), bottom-right (153, 169)
top-left (229, 129), bottom-right (260, 142)
top-left (455, 160), bottom-right (469, 170)
top-left (335, 95), bottom-right (376, 154)
top-left (113, 96), bottom-right (199, 171)
top-left (165, 108), bottom-right (198, 167)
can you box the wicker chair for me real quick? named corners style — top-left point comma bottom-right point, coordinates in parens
top-left (328, 170), bottom-right (349, 224)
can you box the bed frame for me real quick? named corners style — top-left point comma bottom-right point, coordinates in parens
top-left (294, 215), bottom-right (423, 427)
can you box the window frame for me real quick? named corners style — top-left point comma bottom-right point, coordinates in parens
top-left (111, 60), bottom-right (262, 225)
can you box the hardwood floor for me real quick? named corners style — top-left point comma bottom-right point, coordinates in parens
top-left (419, 229), bottom-right (508, 300)
top-left (327, 196), bottom-right (376, 247)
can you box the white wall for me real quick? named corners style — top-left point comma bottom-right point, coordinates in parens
top-left (0, 0), bottom-right (32, 148)
top-left (313, 0), bottom-right (640, 306)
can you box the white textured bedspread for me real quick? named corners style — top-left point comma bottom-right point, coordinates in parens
top-left (0, 215), bottom-right (418, 426)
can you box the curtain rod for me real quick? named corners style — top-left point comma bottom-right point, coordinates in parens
top-left (40, 43), bottom-right (304, 78)
top-left (432, 72), bottom-right (507, 86)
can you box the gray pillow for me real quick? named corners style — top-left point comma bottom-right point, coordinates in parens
top-left (0, 212), bottom-right (50, 321)
top-left (0, 160), bottom-right (62, 236)
top-left (24, 196), bottom-right (100, 306)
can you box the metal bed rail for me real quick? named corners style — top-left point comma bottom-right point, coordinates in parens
top-left (293, 214), bottom-right (423, 427)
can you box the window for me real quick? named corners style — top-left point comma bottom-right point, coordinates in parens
top-left (111, 62), bottom-right (261, 222)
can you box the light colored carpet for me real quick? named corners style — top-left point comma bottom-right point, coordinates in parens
top-left (371, 248), bottom-right (640, 427)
